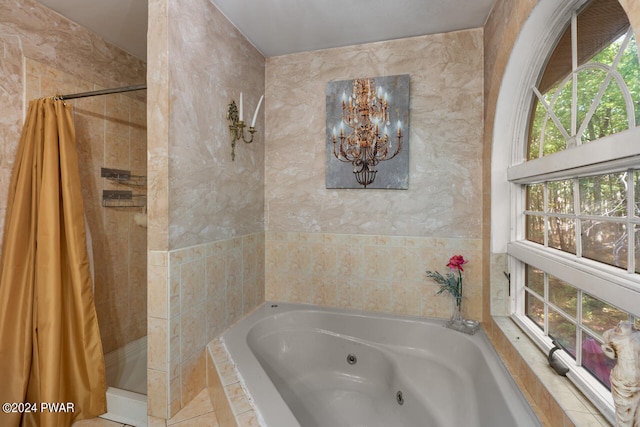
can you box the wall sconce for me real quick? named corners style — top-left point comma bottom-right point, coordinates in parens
top-left (227, 92), bottom-right (263, 161)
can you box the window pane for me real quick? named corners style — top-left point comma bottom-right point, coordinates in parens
top-left (528, 103), bottom-right (542, 161)
top-left (526, 183), bottom-right (544, 212)
top-left (536, 15), bottom-right (571, 96)
top-left (548, 217), bottom-right (576, 254)
top-left (548, 180), bottom-right (574, 214)
top-left (582, 332), bottom-right (614, 390)
top-left (619, 34), bottom-right (639, 126)
top-left (549, 275), bottom-right (577, 317)
top-left (525, 291), bottom-right (545, 331)
top-left (542, 104), bottom-right (569, 156)
top-left (579, 173), bottom-right (627, 217)
top-left (546, 81), bottom-right (573, 150)
top-left (581, 77), bottom-right (629, 142)
top-left (581, 220), bottom-right (628, 269)
top-left (582, 293), bottom-right (628, 336)
top-left (517, 0), bottom-right (640, 410)
top-left (528, 96), bottom-right (570, 159)
top-left (525, 264), bottom-right (544, 296)
top-left (549, 307), bottom-right (576, 358)
top-left (536, 0), bottom-right (630, 97)
top-left (576, 68), bottom-right (608, 142)
top-left (579, 1), bottom-right (638, 134)
top-left (587, 29), bottom-right (639, 129)
top-left (526, 215), bottom-right (545, 244)
top-left (526, 1), bottom-right (639, 161)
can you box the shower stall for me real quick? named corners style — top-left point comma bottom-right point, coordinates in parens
top-left (63, 83), bottom-right (148, 426)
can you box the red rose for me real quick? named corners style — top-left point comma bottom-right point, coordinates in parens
top-left (447, 255), bottom-right (467, 271)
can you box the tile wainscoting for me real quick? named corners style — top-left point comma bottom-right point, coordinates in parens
top-left (265, 231), bottom-right (483, 320)
top-left (147, 233), bottom-right (265, 420)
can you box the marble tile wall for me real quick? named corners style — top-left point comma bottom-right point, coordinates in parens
top-left (266, 232), bottom-right (483, 320)
top-left (264, 29), bottom-right (485, 319)
top-left (265, 29), bottom-right (484, 239)
top-left (24, 59), bottom-right (148, 355)
top-left (0, 0), bottom-right (146, 356)
top-left (147, 0), bottom-right (267, 421)
top-left (0, 0), bottom-right (145, 257)
top-left (147, 233), bottom-right (265, 420)
top-left (148, 0), bottom-right (266, 254)
top-left (147, 0), bottom-right (170, 253)
top-left (166, 0), bottom-right (265, 250)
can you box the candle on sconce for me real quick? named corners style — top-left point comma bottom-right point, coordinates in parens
top-left (397, 120), bottom-right (402, 137)
top-left (251, 95), bottom-right (264, 128)
top-left (226, 91), bottom-right (260, 161)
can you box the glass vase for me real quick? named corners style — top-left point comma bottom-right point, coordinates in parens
top-left (451, 296), bottom-right (463, 322)
top-left (445, 296), bottom-right (480, 335)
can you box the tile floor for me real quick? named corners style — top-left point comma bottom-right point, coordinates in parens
top-left (72, 388), bottom-right (219, 427)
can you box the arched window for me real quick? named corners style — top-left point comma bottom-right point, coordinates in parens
top-left (501, 0), bottom-right (640, 420)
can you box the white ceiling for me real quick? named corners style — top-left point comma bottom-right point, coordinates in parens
top-left (34, 0), bottom-right (495, 59)
top-left (36, 0), bottom-right (148, 60)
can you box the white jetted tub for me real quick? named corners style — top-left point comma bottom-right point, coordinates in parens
top-left (222, 303), bottom-right (541, 427)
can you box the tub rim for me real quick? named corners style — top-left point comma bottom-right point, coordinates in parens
top-left (222, 302), bottom-right (541, 427)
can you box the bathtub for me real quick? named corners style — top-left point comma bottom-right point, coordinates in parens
top-left (222, 303), bottom-right (541, 427)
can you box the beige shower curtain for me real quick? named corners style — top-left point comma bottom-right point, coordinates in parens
top-left (0, 98), bottom-right (106, 427)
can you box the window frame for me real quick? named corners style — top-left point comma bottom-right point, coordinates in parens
top-left (495, 0), bottom-right (640, 423)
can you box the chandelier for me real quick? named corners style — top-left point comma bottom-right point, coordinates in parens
top-left (332, 78), bottom-right (403, 188)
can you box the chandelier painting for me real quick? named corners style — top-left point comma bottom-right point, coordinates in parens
top-left (326, 74), bottom-right (409, 189)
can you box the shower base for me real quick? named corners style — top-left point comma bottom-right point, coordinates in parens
top-left (100, 336), bottom-right (147, 427)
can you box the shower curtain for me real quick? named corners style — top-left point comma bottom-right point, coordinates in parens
top-left (0, 98), bottom-right (106, 426)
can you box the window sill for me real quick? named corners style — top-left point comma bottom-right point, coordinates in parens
top-left (490, 316), bottom-right (612, 426)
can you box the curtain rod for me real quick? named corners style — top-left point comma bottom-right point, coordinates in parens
top-left (59, 83), bottom-right (146, 100)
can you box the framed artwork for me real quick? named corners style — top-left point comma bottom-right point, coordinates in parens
top-left (325, 74), bottom-right (409, 189)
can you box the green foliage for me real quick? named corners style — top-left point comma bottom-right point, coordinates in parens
top-left (523, 16), bottom-right (640, 394)
top-left (426, 270), bottom-right (462, 300)
top-left (529, 32), bottom-right (640, 159)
